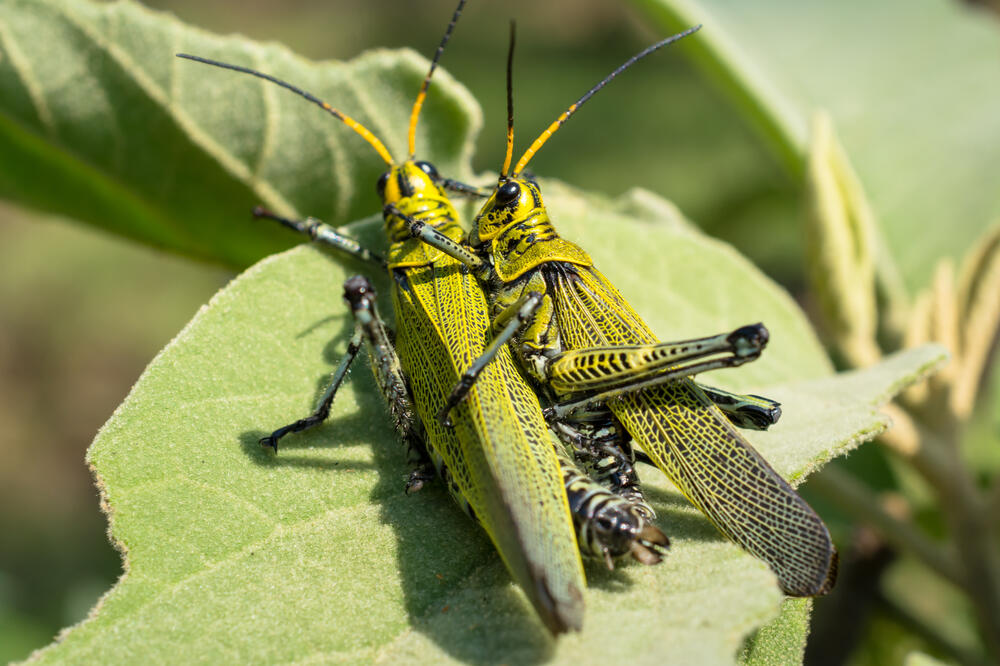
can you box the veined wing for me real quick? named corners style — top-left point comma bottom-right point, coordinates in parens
top-left (549, 264), bottom-right (836, 596)
top-left (613, 384), bottom-right (836, 596)
top-left (395, 262), bottom-right (586, 632)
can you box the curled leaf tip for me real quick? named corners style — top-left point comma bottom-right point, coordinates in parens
top-left (804, 111), bottom-right (882, 368)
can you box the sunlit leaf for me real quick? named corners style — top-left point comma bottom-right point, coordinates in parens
top-left (27, 187), bottom-right (943, 664)
top-left (0, 0), bottom-right (479, 267)
top-left (633, 0), bottom-right (1000, 293)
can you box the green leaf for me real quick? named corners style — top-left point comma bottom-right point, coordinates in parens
top-left (804, 112), bottom-right (881, 368)
top-left (739, 598), bottom-right (812, 666)
top-left (632, 0), bottom-right (1000, 293)
top-left (26, 186), bottom-right (943, 664)
top-left (904, 652), bottom-right (950, 666)
top-left (0, 0), bottom-right (480, 267)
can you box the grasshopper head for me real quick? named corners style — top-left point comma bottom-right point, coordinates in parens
top-left (378, 160), bottom-right (454, 241)
top-left (471, 175), bottom-right (543, 245)
top-left (377, 160), bottom-right (447, 205)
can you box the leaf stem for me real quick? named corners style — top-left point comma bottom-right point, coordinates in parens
top-left (934, 434), bottom-right (1000, 659)
top-left (987, 481), bottom-right (1000, 525)
top-left (876, 590), bottom-right (992, 666)
top-left (809, 465), bottom-right (964, 588)
top-left (879, 404), bottom-right (966, 500)
top-left (630, 0), bottom-right (806, 179)
top-left (894, 406), bottom-right (1000, 659)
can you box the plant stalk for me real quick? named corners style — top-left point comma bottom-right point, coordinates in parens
top-left (810, 466), bottom-right (963, 588)
top-left (877, 591), bottom-right (991, 666)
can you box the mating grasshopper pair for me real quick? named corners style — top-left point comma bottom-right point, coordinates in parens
top-left (179, 1), bottom-right (836, 634)
top-left (391, 19), bottom-right (837, 601)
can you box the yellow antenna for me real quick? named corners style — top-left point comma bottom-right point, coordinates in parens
top-left (176, 53), bottom-right (395, 166)
top-left (500, 21), bottom-right (516, 179)
top-left (407, 0), bottom-right (467, 159)
top-left (512, 25), bottom-right (701, 176)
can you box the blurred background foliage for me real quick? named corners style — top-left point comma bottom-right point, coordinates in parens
top-left (0, 0), bottom-right (997, 663)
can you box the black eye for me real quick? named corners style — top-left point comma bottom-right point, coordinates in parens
top-left (376, 171), bottom-right (390, 196)
top-left (415, 161), bottom-right (438, 178)
top-left (496, 180), bottom-right (521, 205)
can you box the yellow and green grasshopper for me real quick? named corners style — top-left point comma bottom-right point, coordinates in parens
top-left (400, 25), bottom-right (839, 597)
top-left (178, 2), bottom-right (669, 633)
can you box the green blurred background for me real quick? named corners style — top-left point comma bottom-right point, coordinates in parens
top-left (0, 0), bottom-right (997, 663)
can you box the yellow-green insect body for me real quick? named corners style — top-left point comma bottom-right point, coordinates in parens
top-left (471, 176), bottom-right (837, 596)
top-left (178, 4), bottom-right (598, 631)
top-left (381, 163), bottom-right (588, 632)
top-left (415, 26), bottom-right (837, 597)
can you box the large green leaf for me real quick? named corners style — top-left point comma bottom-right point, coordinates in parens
top-left (0, 0), bottom-right (480, 267)
top-left (740, 598), bottom-right (812, 666)
top-left (633, 0), bottom-right (1000, 293)
top-left (26, 186), bottom-right (944, 664)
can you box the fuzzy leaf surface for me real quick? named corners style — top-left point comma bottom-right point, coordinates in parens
top-left (28, 187), bottom-right (944, 665)
top-left (634, 0), bottom-right (1000, 293)
top-left (0, 0), bottom-right (480, 266)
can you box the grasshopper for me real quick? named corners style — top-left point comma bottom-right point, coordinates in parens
top-left (400, 25), bottom-right (839, 597)
top-left (178, 3), bottom-right (670, 633)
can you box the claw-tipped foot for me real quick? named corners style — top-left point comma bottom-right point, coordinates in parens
top-left (729, 323), bottom-right (769, 358)
top-left (405, 468), bottom-right (435, 494)
top-left (259, 434), bottom-right (280, 454)
top-left (436, 407), bottom-right (455, 429)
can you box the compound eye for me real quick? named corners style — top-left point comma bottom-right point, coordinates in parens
top-left (415, 160), bottom-right (439, 178)
top-left (495, 180), bottom-right (521, 205)
top-left (376, 171), bottom-right (390, 197)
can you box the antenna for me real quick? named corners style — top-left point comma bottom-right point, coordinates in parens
top-left (512, 24), bottom-right (701, 176)
top-left (407, 0), bottom-right (468, 158)
top-left (176, 53), bottom-right (395, 166)
top-left (501, 20), bottom-right (516, 179)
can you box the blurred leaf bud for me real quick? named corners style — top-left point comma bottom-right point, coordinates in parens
top-left (805, 111), bottom-right (882, 368)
